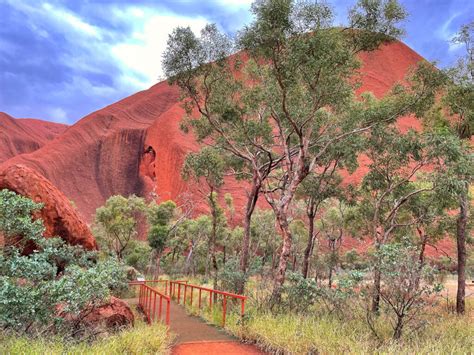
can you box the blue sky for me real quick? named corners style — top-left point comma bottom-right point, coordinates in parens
top-left (0, 0), bottom-right (472, 124)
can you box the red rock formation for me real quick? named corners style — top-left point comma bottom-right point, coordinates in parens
top-left (0, 112), bottom-right (67, 163)
top-left (1, 82), bottom-right (181, 221)
top-left (78, 296), bottom-right (134, 329)
top-left (1, 40), bottom-right (424, 223)
top-left (2, 40), bottom-right (454, 258)
top-left (0, 164), bottom-right (97, 250)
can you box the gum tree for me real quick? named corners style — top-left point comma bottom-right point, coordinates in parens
top-left (94, 195), bottom-right (146, 261)
top-left (182, 147), bottom-right (225, 286)
top-left (443, 21), bottom-right (473, 314)
top-left (163, 24), bottom-right (278, 292)
top-left (237, 0), bottom-right (438, 302)
top-left (296, 168), bottom-right (342, 278)
top-left (147, 200), bottom-right (177, 276)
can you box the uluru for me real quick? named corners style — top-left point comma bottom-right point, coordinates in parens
top-left (2, 40), bottom-right (424, 222)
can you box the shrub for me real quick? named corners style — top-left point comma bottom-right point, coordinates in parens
top-left (281, 272), bottom-right (319, 313)
top-left (0, 190), bottom-right (128, 337)
top-left (125, 240), bottom-right (151, 273)
top-left (219, 257), bottom-right (262, 294)
top-left (367, 239), bottom-right (443, 340)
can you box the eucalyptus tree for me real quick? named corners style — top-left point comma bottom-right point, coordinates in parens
top-left (443, 21), bottom-right (473, 314)
top-left (349, 124), bottom-right (459, 311)
top-left (163, 24), bottom-right (278, 293)
top-left (236, 0), bottom-right (447, 302)
top-left (297, 166), bottom-right (343, 278)
top-left (182, 147), bottom-right (226, 285)
top-left (147, 200), bottom-right (176, 276)
top-left (94, 195), bottom-right (146, 261)
top-left (164, 0), bottom-right (444, 301)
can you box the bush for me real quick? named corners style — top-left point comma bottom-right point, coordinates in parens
top-left (367, 240), bottom-right (443, 340)
top-left (125, 241), bottom-right (151, 273)
top-left (0, 190), bottom-right (128, 337)
top-left (219, 257), bottom-right (262, 294)
top-left (281, 272), bottom-right (319, 313)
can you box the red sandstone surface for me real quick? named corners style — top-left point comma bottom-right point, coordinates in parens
top-left (0, 40), bottom-right (455, 257)
top-left (0, 164), bottom-right (97, 251)
top-left (0, 112), bottom-right (67, 163)
top-left (79, 296), bottom-right (134, 329)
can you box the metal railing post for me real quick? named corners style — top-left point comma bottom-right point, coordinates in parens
top-left (222, 296), bottom-right (227, 327)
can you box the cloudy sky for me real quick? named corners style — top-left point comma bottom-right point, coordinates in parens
top-left (0, 0), bottom-right (472, 124)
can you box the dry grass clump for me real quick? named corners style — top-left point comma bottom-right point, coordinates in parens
top-left (0, 320), bottom-right (172, 355)
top-left (224, 299), bottom-right (474, 354)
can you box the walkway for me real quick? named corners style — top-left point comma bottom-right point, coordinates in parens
top-left (125, 297), bottom-right (263, 354)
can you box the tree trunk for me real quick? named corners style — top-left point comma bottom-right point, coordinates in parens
top-left (302, 208), bottom-right (316, 278)
top-left (456, 185), bottom-right (468, 314)
top-left (393, 316), bottom-right (404, 340)
top-left (209, 191), bottom-right (219, 292)
top-left (270, 212), bottom-right (292, 305)
top-left (328, 265), bottom-right (333, 288)
top-left (417, 227), bottom-right (428, 269)
top-left (372, 268), bottom-right (381, 313)
top-left (238, 177), bottom-right (261, 293)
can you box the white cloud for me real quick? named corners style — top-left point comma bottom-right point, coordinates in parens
top-left (47, 107), bottom-right (67, 122)
top-left (216, 0), bottom-right (253, 9)
top-left (110, 9), bottom-right (208, 88)
top-left (42, 3), bottom-right (102, 39)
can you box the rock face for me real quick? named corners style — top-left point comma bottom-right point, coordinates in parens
top-left (79, 297), bottom-right (135, 330)
top-left (0, 164), bottom-right (97, 250)
top-left (0, 112), bottom-right (67, 163)
top-left (0, 40), bottom-right (425, 223)
top-left (1, 82), bottom-right (181, 221)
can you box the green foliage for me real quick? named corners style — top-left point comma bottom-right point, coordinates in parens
top-left (94, 195), bottom-right (146, 260)
top-left (147, 200), bottom-right (176, 254)
top-left (0, 240), bottom-right (127, 335)
top-left (218, 257), bottom-right (262, 294)
top-left (0, 190), bottom-right (128, 336)
top-left (147, 200), bottom-right (176, 226)
top-left (282, 272), bottom-right (319, 313)
top-left (182, 147), bottom-right (225, 190)
top-left (0, 189), bottom-right (44, 245)
top-left (368, 239), bottom-right (444, 339)
top-left (124, 241), bottom-right (152, 273)
top-left (147, 225), bottom-right (168, 252)
top-left (349, 0), bottom-right (408, 51)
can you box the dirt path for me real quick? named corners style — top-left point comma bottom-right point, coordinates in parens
top-left (172, 341), bottom-right (263, 355)
top-left (125, 298), bottom-right (264, 354)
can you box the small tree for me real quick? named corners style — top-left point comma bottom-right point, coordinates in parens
top-left (182, 147), bottom-right (225, 288)
top-left (297, 170), bottom-right (342, 278)
top-left (439, 21), bottom-right (474, 314)
top-left (94, 195), bottom-right (146, 261)
top-left (350, 124), bottom-right (454, 312)
top-left (368, 240), bottom-right (443, 340)
top-left (147, 200), bottom-right (177, 276)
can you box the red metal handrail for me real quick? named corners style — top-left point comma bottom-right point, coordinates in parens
top-left (168, 280), bottom-right (246, 327)
top-left (129, 281), bottom-right (171, 326)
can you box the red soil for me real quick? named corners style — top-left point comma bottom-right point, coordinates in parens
top-left (172, 341), bottom-right (264, 355)
top-left (0, 112), bottom-right (67, 163)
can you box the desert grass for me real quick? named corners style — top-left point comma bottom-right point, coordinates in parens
top-left (0, 312), bottom-right (173, 355)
